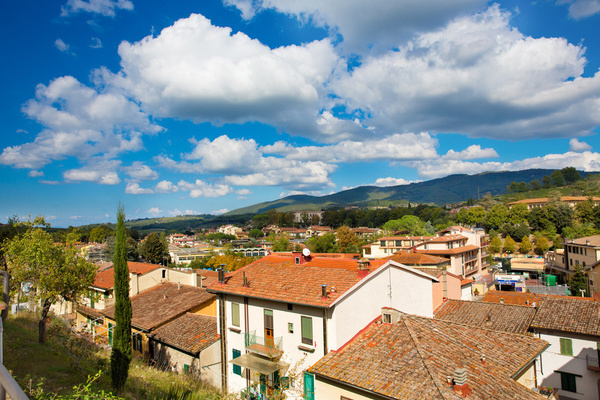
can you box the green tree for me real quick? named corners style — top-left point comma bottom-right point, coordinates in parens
top-left (529, 179), bottom-right (541, 191)
top-left (306, 233), bottom-right (337, 253)
top-left (489, 236), bottom-right (503, 254)
top-left (534, 237), bottom-right (549, 255)
top-left (111, 206), bottom-right (132, 392)
top-left (3, 216), bottom-right (96, 343)
top-left (542, 175), bottom-right (553, 189)
top-left (575, 198), bottom-right (596, 223)
top-left (336, 226), bottom-right (359, 253)
top-left (503, 235), bottom-right (516, 253)
top-left (508, 203), bottom-right (529, 225)
top-left (486, 204), bottom-right (509, 230)
top-left (561, 166), bottom-right (580, 184)
top-left (272, 235), bottom-right (291, 252)
top-left (382, 215), bottom-right (427, 235)
top-left (549, 203), bottom-right (573, 234)
top-left (568, 266), bottom-right (588, 297)
top-left (248, 229), bottom-right (263, 239)
top-left (141, 232), bottom-right (166, 264)
top-left (551, 170), bottom-right (565, 187)
top-left (519, 236), bottom-right (532, 254)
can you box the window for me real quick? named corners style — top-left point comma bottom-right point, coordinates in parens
top-left (232, 349), bottom-right (242, 375)
top-left (287, 303), bottom-right (293, 311)
top-left (559, 371), bottom-right (578, 393)
top-left (162, 269), bottom-right (166, 279)
top-left (231, 303), bottom-right (240, 327)
top-left (288, 323), bottom-right (294, 333)
top-left (301, 316), bottom-right (313, 345)
top-left (183, 364), bottom-right (190, 374)
top-left (560, 338), bottom-right (573, 356)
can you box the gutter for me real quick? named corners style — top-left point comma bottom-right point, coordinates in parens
top-left (511, 342), bottom-right (551, 380)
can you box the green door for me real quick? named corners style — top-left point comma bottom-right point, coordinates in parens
top-left (304, 372), bottom-right (314, 400)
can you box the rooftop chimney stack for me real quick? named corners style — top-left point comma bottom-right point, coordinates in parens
top-left (321, 284), bottom-right (328, 299)
top-left (217, 267), bottom-right (225, 284)
top-left (243, 271), bottom-right (248, 287)
top-left (453, 368), bottom-right (467, 386)
top-left (357, 258), bottom-right (370, 279)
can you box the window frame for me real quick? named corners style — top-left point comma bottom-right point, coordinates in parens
top-left (231, 302), bottom-right (240, 327)
top-left (232, 349), bottom-right (242, 376)
top-left (301, 316), bottom-right (313, 346)
top-left (558, 371), bottom-right (578, 393)
top-left (559, 338), bottom-right (573, 356)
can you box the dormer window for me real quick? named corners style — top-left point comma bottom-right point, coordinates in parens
top-left (295, 257), bottom-right (300, 265)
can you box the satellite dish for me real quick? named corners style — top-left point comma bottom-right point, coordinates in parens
top-left (302, 248), bottom-right (311, 257)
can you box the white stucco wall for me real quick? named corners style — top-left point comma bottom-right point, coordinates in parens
top-left (314, 376), bottom-right (377, 400)
top-left (329, 263), bottom-right (434, 351)
top-left (223, 295), bottom-right (327, 397)
top-left (536, 330), bottom-right (600, 400)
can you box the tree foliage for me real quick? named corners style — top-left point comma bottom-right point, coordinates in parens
top-left (534, 237), bottom-right (549, 255)
top-left (3, 216), bottom-right (96, 343)
top-left (111, 206), bottom-right (132, 392)
top-left (519, 236), bottom-right (532, 254)
top-left (141, 232), bottom-right (167, 264)
top-left (335, 226), bottom-right (359, 253)
top-left (489, 236), bottom-right (503, 254)
top-left (503, 235), bottom-right (516, 253)
top-left (568, 266), bottom-right (588, 297)
top-left (306, 233), bottom-right (337, 253)
top-left (485, 205), bottom-right (508, 230)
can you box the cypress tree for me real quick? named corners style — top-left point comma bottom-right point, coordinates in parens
top-left (111, 205), bottom-right (132, 392)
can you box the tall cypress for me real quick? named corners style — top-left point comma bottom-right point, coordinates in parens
top-left (110, 205), bottom-right (132, 392)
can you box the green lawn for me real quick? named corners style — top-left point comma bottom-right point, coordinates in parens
top-left (3, 312), bottom-right (231, 399)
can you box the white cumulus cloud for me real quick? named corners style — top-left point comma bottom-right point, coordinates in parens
top-left (569, 138), bottom-right (593, 152)
top-left (126, 182), bottom-right (154, 194)
top-left (54, 39), bottom-right (70, 53)
top-left (123, 161), bottom-right (158, 180)
top-left (557, 0), bottom-right (600, 18)
top-left (443, 145), bottom-right (499, 160)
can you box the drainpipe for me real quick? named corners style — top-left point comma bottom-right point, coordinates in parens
top-left (218, 293), bottom-right (228, 392)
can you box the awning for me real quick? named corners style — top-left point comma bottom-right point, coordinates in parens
top-left (230, 353), bottom-right (289, 375)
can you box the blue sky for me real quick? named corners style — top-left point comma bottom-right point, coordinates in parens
top-left (2, 0), bottom-right (600, 227)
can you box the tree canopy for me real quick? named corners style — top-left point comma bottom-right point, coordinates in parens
top-left (3, 216), bottom-right (96, 343)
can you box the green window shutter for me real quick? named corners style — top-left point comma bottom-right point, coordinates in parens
top-left (560, 338), bottom-right (573, 356)
top-left (231, 303), bottom-right (240, 327)
top-left (560, 372), bottom-right (577, 392)
top-left (232, 349), bottom-right (241, 376)
top-left (303, 372), bottom-right (314, 400)
top-left (184, 364), bottom-right (190, 373)
top-left (301, 316), bottom-right (313, 345)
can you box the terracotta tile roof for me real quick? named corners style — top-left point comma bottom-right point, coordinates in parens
top-left (416, 245), bottom-right (479, 255)
top-left (92, 261), bottom-right (162, 290)
top-left (434, 299), bottom-right (536, 334)
top-left (530, 296), bottom-right (600, 336)
top-left (102, 283), bottom-right (215, 331)
top-left (207, 255), bottom-right (393, 307)
top-left (76, 305), bottom-right (104, 320)
top-left (482, 291), bottom-right (545, 306)
top-left (424, 234), bottom-right (468, 243)
top-left (377, 236), bottom-right (432, 241)
top-left (308, 313), bottom-right (548, 400)
top-left (150, 313), bottom-right (219, 355)
top-left (384, 252), bottom-right (450, 266)
top-left (508, 196), bottom-right (600, 205)
top-left (571, 235), bottom-right (600, 247)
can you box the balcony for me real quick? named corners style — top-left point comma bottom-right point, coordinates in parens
top-left (587, 354), bottom-right (600, 372)
top-left (245, 331), bottom-right (283, 359)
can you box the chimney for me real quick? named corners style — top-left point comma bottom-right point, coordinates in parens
top-left (453, 368), bottom-right (467, 386)
top-left (243, 271), bottom-right (248, 287)
top-left (217, 267), bottom-right (225, 284)
top-left (357, 258), bottom-right (370, 279)
top-left (177, 282), bottom-right (181, 290)
top-left (499, 298), bottom-right (504, 304)
top-left (321, 284), bottom-right (328, 299)
top-left (190, 270), bottom-right (198, 287)
top-left (586, 240), bottom-right (590, 245)
top-left (129, 272), bottom-right (139, 296)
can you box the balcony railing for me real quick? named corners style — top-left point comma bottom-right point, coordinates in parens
top-left (586, 354), bottom-right (600, 372)
top-left (245, 331), bottom-right (283, 359)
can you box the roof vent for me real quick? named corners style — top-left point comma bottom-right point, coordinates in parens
top-left (499, 298), bottom-right (504, 304)
top-left (453, 368), bottom-right (467, 386)
top-left (177, 282), bottom-right (181, 289)
top-left (321, 284), bottom-right (328, 299)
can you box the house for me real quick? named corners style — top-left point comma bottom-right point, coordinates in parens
top-left (508, 196), bottom-right (600, 210)
top-left (349, 227), bottom-right (382, 239)
top-left (584, 261), bottom-right (600, 300)
top-left (545, 235), bottom-right (600, 283)
top-left (383, 252), bottom-right (461, 310)
top-left (75, 262), bottom-right (205, 338)
top-left (306, 309), bottom-right (550, 400)
top-left (206, 251), bottom-right (439, 398)
top-left (530, 296), bottom-right (600, 400)
top-left (218, 225), bottom-right (243, 237)
top-left (293, 211), bottom-right (323, 224)
top-left (434, 299), bottom-right (537, 334)
top-left (304, 226), bottom-right (331, 238)
top-left (148, 312), bottom-right (221, 387)
top-left (101, 282), bottom-right (216, 359)
top-left (362, 236), bottom-right (432, 259)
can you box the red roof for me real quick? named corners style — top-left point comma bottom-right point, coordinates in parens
top-left (207, 254), bottom-right (388, 307)
top-left (92, 261), bottom-right (162, 290)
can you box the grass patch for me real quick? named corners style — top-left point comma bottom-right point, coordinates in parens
top-left (4, 312), bottom-right (232, 399)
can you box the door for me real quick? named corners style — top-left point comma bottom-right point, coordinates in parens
top-left (264, 309), bottom-right (274, 347)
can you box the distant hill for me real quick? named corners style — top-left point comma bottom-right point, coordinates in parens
top-left (226, 169), bottom-right (567, 215)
